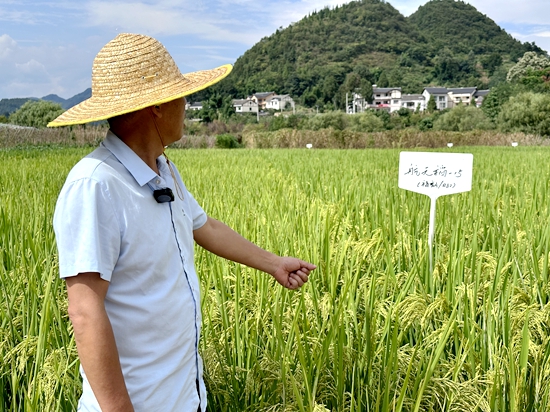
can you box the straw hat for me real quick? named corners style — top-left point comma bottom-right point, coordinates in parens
top-left (48, 33), bottom-right (232, 127)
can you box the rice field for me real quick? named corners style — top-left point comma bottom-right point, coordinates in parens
top-left (1, 146), bottom-right (549, 411)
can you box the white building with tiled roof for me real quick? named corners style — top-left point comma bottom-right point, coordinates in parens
top-left (447, 87), bottom-right (477, 107)
top-left (250, 92), bottom-right (276, 109)
top-left (422, 87), bottom-right (449, 110)
top-left (233, 99), bottom-right (258, 113)
top-left (265, 94), bottom-right (295, 111)
top-left (186, 101), bottom-right (203, 111)
top-left (372, 86), bottom-right (402, 113)
top-left (400, 94), bottom-right (426, 112)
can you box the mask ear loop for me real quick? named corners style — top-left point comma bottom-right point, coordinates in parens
top-left (151, 107), bottom-right (185, 201)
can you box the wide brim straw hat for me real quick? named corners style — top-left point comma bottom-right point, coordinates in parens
top-left (48, 33), bottom-right (232, 127)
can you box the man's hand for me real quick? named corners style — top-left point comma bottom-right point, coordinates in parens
top-left (270, 257), bottom-right (316, 290)
top-left (194, 217), bottom-right (316, 289)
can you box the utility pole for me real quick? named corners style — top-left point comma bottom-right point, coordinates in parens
top-left (346, 92), bottom-right (348, 114)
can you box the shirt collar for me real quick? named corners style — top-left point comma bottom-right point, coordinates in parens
top-left (101, 130), bottom-right (160, 187)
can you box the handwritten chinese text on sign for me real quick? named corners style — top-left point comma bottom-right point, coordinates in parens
top-left (398, 152), bottom-right (473, 199)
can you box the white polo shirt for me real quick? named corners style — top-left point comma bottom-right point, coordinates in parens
top-left (53, 131), bottom-right (208, 412)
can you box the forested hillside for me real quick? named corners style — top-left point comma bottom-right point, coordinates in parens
top-left (0, 88), bottom-right (91, 119)
top-left (200, 0), bottom-right (543, 109)
top-left (409, 0), bottom-right (539, 57)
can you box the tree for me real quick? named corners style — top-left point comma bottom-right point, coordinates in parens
top-left (481, 83), bottom-right (523, 120)
top-left (481, 52), bottom-right (503, 76)
top-left (377, 71), bottom-right (389, 88)
top-left (9, 100), bottom-right (64, 128)
top-left (498, 92), bottom-right (550, 136)
top-left (434, 105), bottom-right (494, 131)
top-left (359, 80), bottom-right (373, 104)
top-left (198, 93), bottom-right (234, 123)
top-left (321, 76), bottom-right (339, 104)
top-left (427, 95), bottom-right (437, 112)
top-left (520, 67), bottom-right (550, 92)
top-left (507, 52), bottom-right (550, 83)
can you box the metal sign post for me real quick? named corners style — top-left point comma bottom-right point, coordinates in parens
top-left (398, 151), bottom-right (474, 273)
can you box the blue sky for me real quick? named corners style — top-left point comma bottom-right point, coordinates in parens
top-left (0, 0), bottom-right (548, 99)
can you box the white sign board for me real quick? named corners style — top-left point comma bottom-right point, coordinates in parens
top-left (398, 151), bottom-right (473, 273)
top-left (398, 152), bottom-right (473, 199)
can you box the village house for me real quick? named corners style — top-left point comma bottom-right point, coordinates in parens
top-left (349, 85), bottom-right (490, 114)
top-left (265, 94), bottom-right (295, 111)
top-left (400, 94), bottom-right (426, 112)
top-left (447, 87), bottom-right (477, 107)
top-left (422, 87), bottom-right (449, 110)
top-left (250, 92), bottom-right (276, 109)
top-left (233, 99), bottom-right (259, 113)
top-left (186, 101), bottom-right (203, 111)
top-left (473, 89), bottom-right (490, 107)
top-left (371, 86), bottom-right (402, 112)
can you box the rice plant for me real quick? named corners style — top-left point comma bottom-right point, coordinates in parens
top-left (1, 146), bottom-right (549, 411)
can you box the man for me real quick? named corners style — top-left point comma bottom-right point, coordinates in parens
top-left (49, 33), bottom-right (316, 412)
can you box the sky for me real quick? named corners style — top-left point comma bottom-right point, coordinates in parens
top-left (0, 0), bottom-right (549, 99)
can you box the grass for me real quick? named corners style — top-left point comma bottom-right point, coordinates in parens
top-left (1, 146), bottom-right (549, 411)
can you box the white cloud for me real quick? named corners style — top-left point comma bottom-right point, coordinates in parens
top-left (0, 34), bottom-right (17, 59)
top-left (85, 1), bottom-right (246, 43)
top-left (15, 59), bottom-right (47, 75)
top-left (2, 0), bottom-right (550, 99)
top-left (466, 0), bottom-right (549, 26)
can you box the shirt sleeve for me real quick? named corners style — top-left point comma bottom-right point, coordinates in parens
top-left (186, 190), bottom-right (207, 230)
top-left (53, 177), bottom-right (121, 281)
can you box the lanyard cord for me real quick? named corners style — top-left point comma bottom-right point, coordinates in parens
top-left (151, 110), bottom-right (185, 201)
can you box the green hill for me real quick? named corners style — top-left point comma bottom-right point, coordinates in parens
top-left (0, 98), bottom-right (36, 117)
top-left (201, 0), bottom-right (544, 109)
top-left (408, 0), bottom-right (539, 58)
top-left (0, 88), bottom-right (91, 118)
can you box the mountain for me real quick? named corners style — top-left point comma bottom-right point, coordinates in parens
top-left (41, 94), bottom-right (66, 106)
top-left (199, 0), bottom-right (544, 109)
top-left (408, 0), bottom-right (539, 58)
top-left (0, 88), bottom-right (91, 117)
top-left (42, 88), bottom-right (91, 110)
top-left (0, 98), bottom-right (36, 117)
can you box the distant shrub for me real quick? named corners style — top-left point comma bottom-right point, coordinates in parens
top-left (216, 133), bottom-right (242, 149)
top-left (434, 105), bottom-right (494, 132)
top-left (418, 117), bottom-right (434, 131)
top-left (306, 111), bottom-right (347, 131)
top-left (9, 100), bottom-right (64, 128)
top-left (347, 111), bottom-right (385, 132)
top-left (498, 92), bottom-right (550, 136)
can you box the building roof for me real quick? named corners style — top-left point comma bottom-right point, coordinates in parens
top-left (424, 87), bottom-right (448, 94)
top-left (401, 94), bottom-right (425, 101)
top-left (474, 89), bottom-right (490, 97)
top-left (189, 101), bottom-right (202, 107)
top-left (448, 87), bottom-right (477, 94)
top-left (373, 87), bottom-right (401, 93)
top-left (253, 92), bottom-right (275, 99)
top-left (268, 94), bottom-right (292, 101)
top-left (232, 99), bottom-right (247, 105)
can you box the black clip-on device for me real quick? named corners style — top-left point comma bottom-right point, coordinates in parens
top-left (153, 188), bottom-right (175, 203)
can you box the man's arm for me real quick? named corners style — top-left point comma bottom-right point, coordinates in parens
top-left (193, 217), bottom-right (316, 289)
top-left (65, 272), bottom-right (134, 412)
